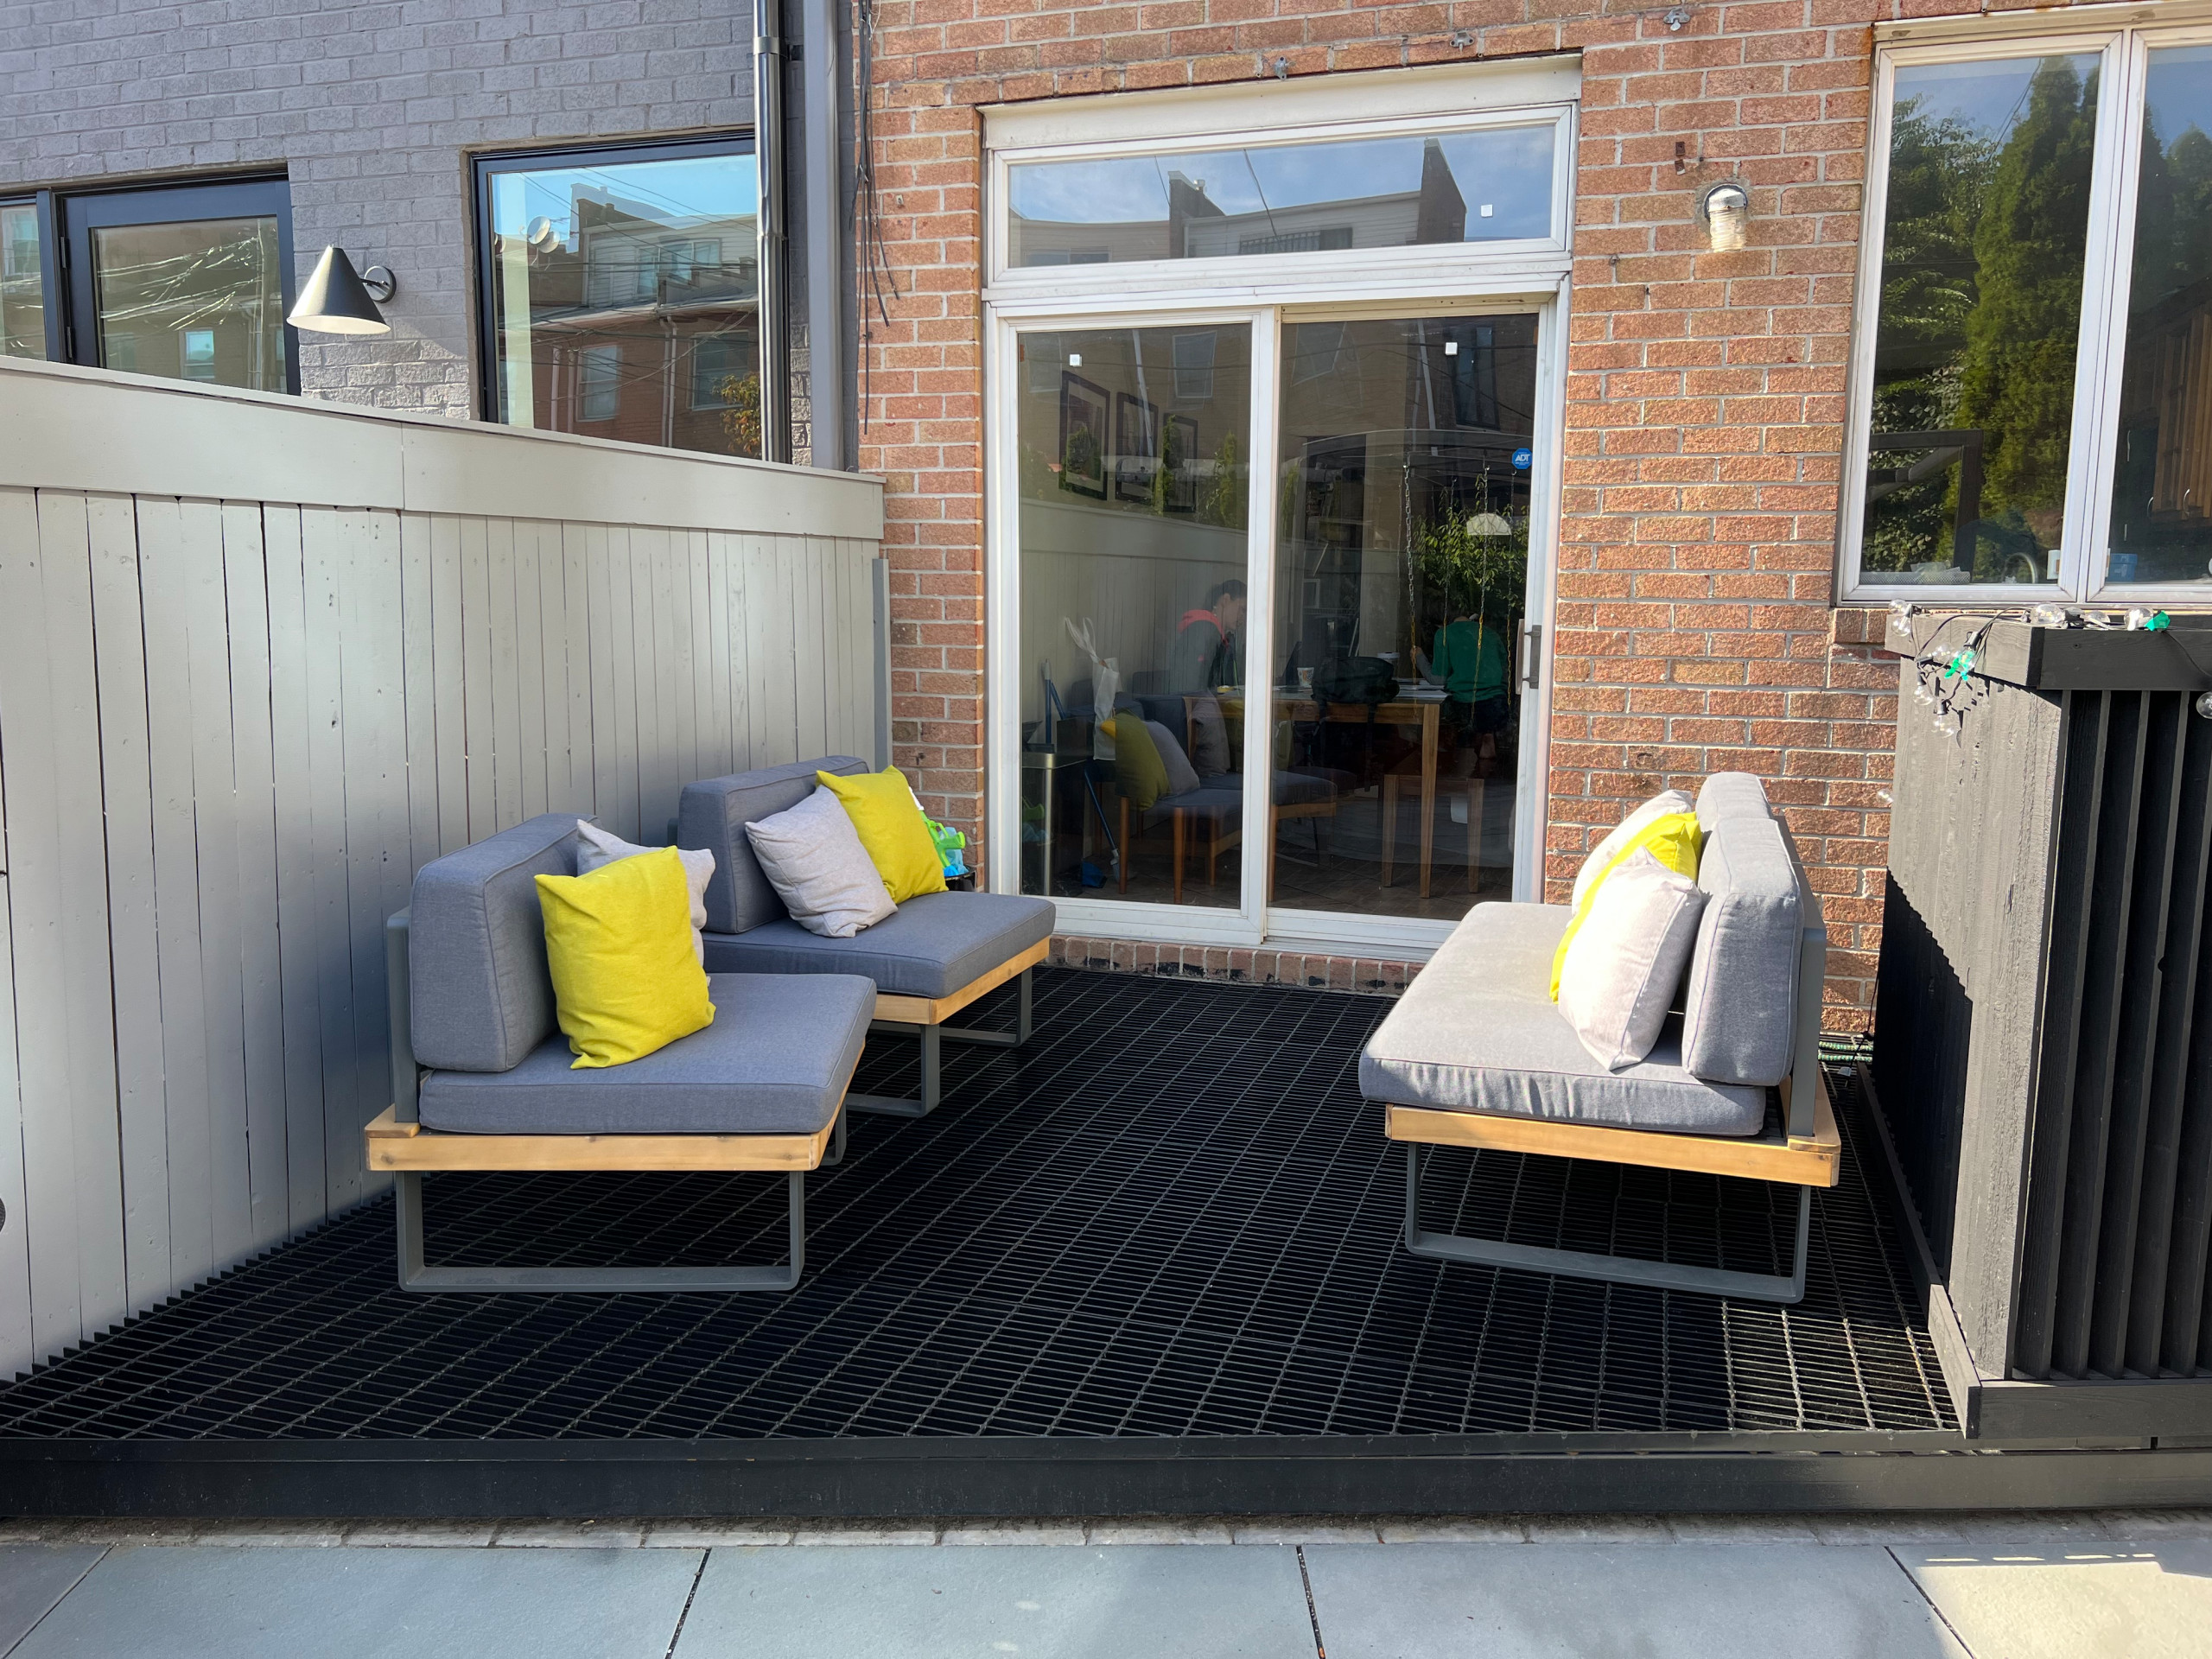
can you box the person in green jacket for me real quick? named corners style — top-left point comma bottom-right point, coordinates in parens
top-left (1430, 611), bottom-right (1510, 737)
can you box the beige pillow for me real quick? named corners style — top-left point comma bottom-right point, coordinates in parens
top-left (743, 786), bottom-right (897, 938)
top-left (1571, 788), bottom-right (1695, 911)
top-left (574, 820), bottom-right (715, 963)
top-left (1557, 848), bottom-right (1708, 1071)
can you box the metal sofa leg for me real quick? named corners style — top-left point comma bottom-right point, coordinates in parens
top-left (938, 968), bottom-right (1033, 1051)
top-left (1401, 1146), bottom-right (1812, 1305)
top-left (847, 1021), bottom-right (942, 1118)
top-left (395, 1168), bottom-right (808, 1294)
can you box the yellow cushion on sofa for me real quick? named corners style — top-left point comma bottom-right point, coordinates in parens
top-left (816, 766), bottom-right (949, 903)
top-left (1103, 715), bottom-right (1170, 811)
top-left (536, 846), bottom-right (715, 1069)
top-left (1549, 810), bottom-right (1703, 1001)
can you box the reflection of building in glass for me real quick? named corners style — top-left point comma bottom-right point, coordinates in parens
top-left (1014, 137), bottom-right (1479, 266)
top-left (0, 203), bottom-right (41, 359)
top-left (507, 188), bottom-right (761, 456)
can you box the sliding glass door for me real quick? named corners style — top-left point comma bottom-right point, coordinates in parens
top-left (1268, 313), bottom-right (1538, 927)
top-left (1012, 322), bottom-right (1256, 911)
top-left (995, 303), bottom-right (1555, 950)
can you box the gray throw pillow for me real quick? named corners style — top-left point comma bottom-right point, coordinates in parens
top-left (1147, 719), bottom-right (1202, 797)
top-left (574, 820), bottom-right (715, 963)
top-left (1187, 696), bottom-right (1232, 777)
top-left (741, 786), bottom-right (896, 938)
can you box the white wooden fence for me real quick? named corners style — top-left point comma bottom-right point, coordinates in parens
top-left (0, 359), bottom-right (886, 1378)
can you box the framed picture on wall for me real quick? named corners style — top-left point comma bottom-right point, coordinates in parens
top-left (1058, 372), bottom-right (1108, 499)
top-left (1163, 414), bottom-right (1198, 513)
top-left (1114, 391), bottom-right (1158, 505)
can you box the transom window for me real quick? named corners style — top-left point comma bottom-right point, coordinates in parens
top-left (1844, 22), bottom-right (2212, 601)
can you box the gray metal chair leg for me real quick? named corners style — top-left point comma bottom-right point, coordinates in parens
top-left (818, 1104), bottom-right (849, 1167)
top-left (1401, 1145), bottom-right (1812, 1304)
top-left (936, 968), bottom-right (1033, 1050)
top-left (847, 1022), bottom-right (941, 1119)
top-left (395, 1168), bottom-right (808, 1293)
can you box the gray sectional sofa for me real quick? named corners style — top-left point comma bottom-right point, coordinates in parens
top-left (375, 812), bottom-right (876, 1294)
top-left (1361, 772), bottom-right (1838, 1303)
top-left (679, 758), bottom-right (1057, 1117)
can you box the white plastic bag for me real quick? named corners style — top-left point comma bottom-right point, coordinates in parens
top-left (1063, 617), bottom-right (1120, 759)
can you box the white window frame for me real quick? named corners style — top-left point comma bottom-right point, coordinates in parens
top-left (1842, 16), bottom-right (2212, 606)
top-left (982, 62), bottom-right (1576, 955)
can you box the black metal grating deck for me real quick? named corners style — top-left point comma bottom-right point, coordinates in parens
top-left (0, 970), bottom-right (1950, 1440)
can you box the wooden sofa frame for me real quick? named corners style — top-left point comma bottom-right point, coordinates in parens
top-left (372, 912), bottom-right (850, 1293)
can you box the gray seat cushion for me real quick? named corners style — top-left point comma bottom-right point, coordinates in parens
top-left (1695, 771), bottom-right (1771, 832)
top-left (408, 812), bottom-right (581, 1073)
top-left (679, 756), bottom-right (868, 935)
top-left (1135, 770), bottom-right (1337, 830)
top-left (701, 891), bottom-right (1054, 1000)
top-left (419, 973), bottom-right (874, 1135)
top-left (1359, 903), bottom-right (1767, 1137)
top-left (1680, 813), bottom-right (1803, 1088)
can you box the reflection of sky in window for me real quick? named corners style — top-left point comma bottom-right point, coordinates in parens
top-left (1008, 125), bottom-right (1553, 238)
top-left (1893, 54), bottom-right (2098, 141)
top-left (491, 156), bottom-right (760, 238)
top-left (2145, 45), bottom-right (2212, 145)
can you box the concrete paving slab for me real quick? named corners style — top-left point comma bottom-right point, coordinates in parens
top-left (1376, 1518), bottom-right (1527, 1544)
top-left (0, 1547), bottom-right (106, 1654)
top-left (1082, 1520), bottom-right (1236, 1545)
top-left (1302, 1541), bottom-right (1969, 1659)
top-left (644, 1520), bottom-right (798, 1548)
top-left (672, 1543), bottom-right (1318, 1658)
top-left (1897, 1539), bottom-right (2212, 1659)
top-left (490, 1519), bottom-right (647, 1548)
top-left (7, 1544), bottom-right (703, 1659)
top-left (938, 1521), bottom-right (1088, 1546)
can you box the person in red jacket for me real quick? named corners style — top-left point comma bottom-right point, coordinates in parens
top-left (1168, 578), bottom-right (1246, 694)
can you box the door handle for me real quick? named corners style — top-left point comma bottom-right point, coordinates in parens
top-left (1521, 623), bottom-right (1541, 691)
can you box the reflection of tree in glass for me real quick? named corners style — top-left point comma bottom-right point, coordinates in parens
top-left (717, 372), bottom-right (763, 457)
top-left (1864, 92), bottom-right (1998, 574)
top-left (2129, 116), bottom-right (2212, 316)
top-left (1953, 57), bottom-right (2098, 563)
top-left (1061, 423), bottom-right (1098, 492)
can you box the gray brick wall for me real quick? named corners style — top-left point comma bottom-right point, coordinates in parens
top-left (0, 0), bottom-right (758, 416)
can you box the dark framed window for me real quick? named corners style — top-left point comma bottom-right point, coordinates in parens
top-left (0, 194), bottom-right (60, 363)
top-left (64, 176), bottom-right (296, 393)
top-left (473, 136), bottom-right (762, 457)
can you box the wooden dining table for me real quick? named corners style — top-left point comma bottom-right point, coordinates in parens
top-left (1217, 692), bottom-right (1447, 899)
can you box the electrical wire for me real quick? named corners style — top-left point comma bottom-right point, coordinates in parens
top-left (854, 0), bottom-right (901, 434)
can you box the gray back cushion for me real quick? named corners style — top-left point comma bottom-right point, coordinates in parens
top-left (1694, 771), bottom-right (1771, 833)
top-left (680, 756), bottom-right (868, 935)
top-left (1679, 812), bottom-right (1802, 1088)
top-left (409, 813), bottom-right (581, 1073)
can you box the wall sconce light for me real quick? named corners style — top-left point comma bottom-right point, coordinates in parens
top-left (288, 245), bottom-right (397, 335)
top-left (1698, 182), bottom-right (1751, 252)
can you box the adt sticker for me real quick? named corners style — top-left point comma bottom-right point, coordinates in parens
top-left (1511, 447), bottom-right (1533, 471)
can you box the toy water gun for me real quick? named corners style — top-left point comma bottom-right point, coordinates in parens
top-left (925, 816), bottom-right (968, 879)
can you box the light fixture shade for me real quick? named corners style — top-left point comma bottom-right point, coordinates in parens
top-left (288, 245), bottom-right (391, 335)
top-left (1465, 512), bottom-right (1514, 537)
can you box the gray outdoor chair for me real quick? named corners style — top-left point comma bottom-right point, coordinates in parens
top-left (370, 812), bottom-right (875, 1293)
top-left (678, 758), bottom-right (1056, 1117)
top-left (1361, 772), bottom-right (1838, 1303)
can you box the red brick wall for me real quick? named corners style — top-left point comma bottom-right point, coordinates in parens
top-left (856, 0), bottom-right (2069, 1030)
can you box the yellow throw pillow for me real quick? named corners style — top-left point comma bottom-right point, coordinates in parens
top-left (1103, 715), bottom-right (1169, 811)
top-left (537, 846), bottom-right (715, 1069)
top-left (816, 766), bottom-right (949, 903)
top-left (1549, 810), bottom-right (1702, 1001)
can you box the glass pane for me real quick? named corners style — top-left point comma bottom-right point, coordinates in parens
top-left (1861, 54), bottom-right (2100, 585)
top-left (2105, 45), bottom-right (2212, 586)
top-left (1015, 324), bottom-right (1253, 906)
top-left (0, 203), bottom-right (44, 359)
top-left (487, 152), bottom-right (760, 455)
top-left (92, 216), bottom-right (286, 391)
top-left (1268, 315), bottom-right (1536, 921)
top-left (1007, 126), bottom-right (1554, 269)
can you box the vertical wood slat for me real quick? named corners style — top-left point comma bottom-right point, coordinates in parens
top-left (2132, 698), bottom-right (2212, 1376)
top-left (0, 493), bottom-right (52, 1375)
top-left (219, 502), bottom-right (290, 1254)
top-left (1, 475), bottom-right (881, 1376)
top-left (262, 505), bottom-right (329, 1234)
top-left (2014, 693), bottom-right (2109, 1379)
top-left (86, 493), bottom-right (170, 1310)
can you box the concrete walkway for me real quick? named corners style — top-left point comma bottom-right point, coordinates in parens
top-left (1, 1511), bottom-right (2207, 1657)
